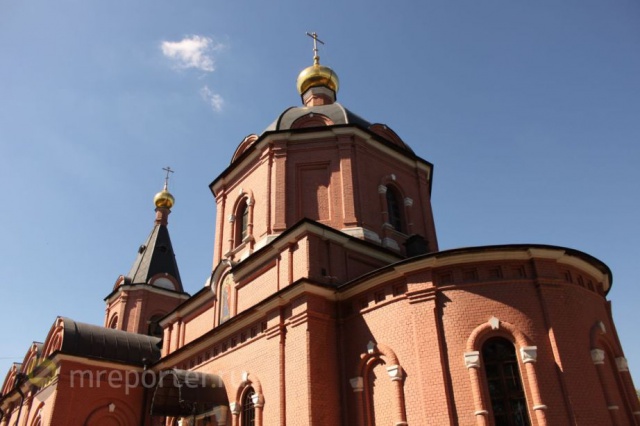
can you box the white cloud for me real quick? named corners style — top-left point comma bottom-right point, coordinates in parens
top-left (200, 85), bottom-right (224, 112)
top-left (161, 35), bottom-right (224, 72)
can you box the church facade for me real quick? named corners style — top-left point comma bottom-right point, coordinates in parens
top-left (2, 48), bottom-right (639, 426)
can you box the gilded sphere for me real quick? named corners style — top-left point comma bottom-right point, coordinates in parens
top-left (296, 64), bottom-right (339, 95)
top-left (154, 190), bottom-right (175, 209)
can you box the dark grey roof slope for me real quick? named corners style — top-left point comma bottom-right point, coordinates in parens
top-left (127, 224), bottom-right (182, 290)
top-left (60, 318), bottom-right (161, 366)
top-left (264, 102), bottom-right (371, 132)
top-left (151, 369), bottom-right (229, 417)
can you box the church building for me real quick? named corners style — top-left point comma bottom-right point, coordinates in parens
top-left (2, 38), bottom-right (639, 426)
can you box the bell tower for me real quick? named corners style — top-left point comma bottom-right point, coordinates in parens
top-left (104, 169), bottom-right (189, 337)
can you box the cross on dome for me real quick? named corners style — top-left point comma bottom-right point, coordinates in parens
top-left (162, 166), bottom-right (174, 190)
top-left (305, 31), bottom-right (324, 65)
top-left (154, 166), bottom-right (175, 210)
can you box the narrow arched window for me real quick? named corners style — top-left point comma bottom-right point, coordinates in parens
top-left (108, 314), bottom-right (118, 329)
top-left (219, 275), bottom-right (233, 325)
top-left (148, 314), bottom-right (164, 338)
top-left (235, 199), bottom-right (249, 246)
top-left (386, 185), bottom-right (404, 233)
top-left (482, 338), bottom-right (530, 426)
top-left (241, 386), bottom-right (256, 426)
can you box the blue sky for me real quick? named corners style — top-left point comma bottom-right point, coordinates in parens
top-left (1, 0), bottom-right (639, 387)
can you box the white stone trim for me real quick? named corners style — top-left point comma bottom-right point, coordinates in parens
top-left (615, 357), bottom-right (629, 372)
top-left (350, 377), bottom-right (364, 392)
top-left (378, 185), bottom-right (388, 194)
top-left (474, 410), bottom-right (489, 416)
top-left (608, 406), bottom-right (619, 410)
top-left (591, 349), bottom-right (606, 365)
top-left (228, 214), bottom-right (235, 223)
top-left (533, 405), bottom-right (547, 411)
top-left (403, 197), bottom-right (413, 207)
top-left (251, 392), bottom-right (263, 408)
top-left (520, 346), bottom-right (538, 364)
top-left (386, 365), bottom-right (403, 382)
top-left (340, 227), bottom-right (382, 244)
top-left (382, 238), bottom-right (400, 251)
top-left (488, 316), bottom-right (500, 330)
top-left (230, 402), bottom-right (240, 415)
top-left (464, 351), bottom-right (481, 369)
top-left (253, 234), bottom-right (280, 251)
top-left (367, 341), bottom-right (377, 354)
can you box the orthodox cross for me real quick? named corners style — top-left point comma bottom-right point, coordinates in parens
top-left (162, 166), bottom-right (174, 189)
top-left (306, 32), bottom-right (324, 64)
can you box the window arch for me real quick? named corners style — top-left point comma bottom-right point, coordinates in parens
top-left (108, 314), bottom-right (118, 329)
top-left (147, 314), bottom-right (164, 338)
top-left (235, 198), bottom-right (249, 247)
top-left (385, 185), bottom-right (404, 233)
top-left (241, 386), bottom-right (256, 426)
top-left (353, 342), bottom-right (407, 426)
top-left (482, 337), bottom-right (530, 426)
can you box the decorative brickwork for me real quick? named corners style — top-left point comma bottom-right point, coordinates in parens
top-left (2, 60), bottom-right (639, 426)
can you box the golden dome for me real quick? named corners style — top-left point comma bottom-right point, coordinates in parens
top-left (296, 63), bottom-right (339, 95)
top-left (154, 189), bottom-right (175, 209)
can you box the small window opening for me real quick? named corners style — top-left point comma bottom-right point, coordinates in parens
top-left (148, 314), bottom-right (164, 338)
top-left (235, 199), bottom-right (249, 246)
top-left (386, 186), bottom-right (404, 232)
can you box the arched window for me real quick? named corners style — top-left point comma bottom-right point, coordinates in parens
top-left (241, 386), bottom-right (256, 426)
top-left (108, 314), bottom-right (118, 329)
top-left (235, 198), bottom-right (249, 246)
top-left (148, 314), bottom-right (164, 338)
top-left (482, 338), bottom-right (530, 426)
top-left (218, 274), bottom-right (233, 325)
top-left (386, 185), bottom-right (404, 233)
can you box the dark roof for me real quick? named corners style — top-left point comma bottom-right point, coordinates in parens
top-left (127, 224), bottom-right (183, 291)
top-left (150, 369), bottom-right (228, 417)
top-left (59, 318), bottom-right (161, 366)
top-left (263, 102), bottom-right (371, 132)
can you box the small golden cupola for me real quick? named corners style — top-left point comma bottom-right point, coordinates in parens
top-left (154, 186), bottom-right (175, 209)
top-left (154, 167), bottom-right (175, 225)
top-left (296, 32), bottom-right (339, 106)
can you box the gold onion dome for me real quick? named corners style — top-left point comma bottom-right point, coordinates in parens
top-left (154, 188), bottom-right (175, 209)
top-left (296, 62), bottom-right (339, 95)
